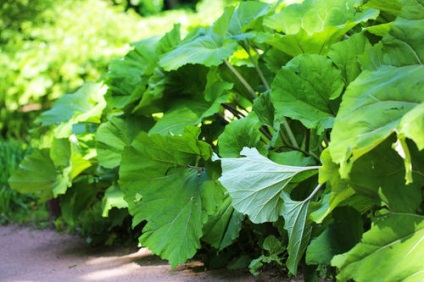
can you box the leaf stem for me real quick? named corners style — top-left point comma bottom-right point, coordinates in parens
top-left (245, 42), bottom-right (271, 91)
top-left (283, 121), bottom-right (299, 148)
top-left (259, 126), bottom-right (272, 141)
top-left (304, 183), bottom-right (324, 202)
top-left (224, 60), bottom-right (257, 100)
top-left (305, 128), bottom-right (310, 153)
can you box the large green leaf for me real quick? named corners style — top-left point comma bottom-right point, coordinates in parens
top-left (202, 190), bottom-right (244, 250)
top-left (280, 192), bottom-right (312, 276)
top-left (332, 213), bottom-right (424, 282)
top-left (218, 112), bottom-right (266, 157)
top-left (159, 33), bottom-right (238, 71)
top-left (133, 170), bottom-right (205, 267)
top-left (329, 65), bottom-right (424, 177)
top-left (218, 147), bottom-right (319, 223)
top-left (35, 83), bottom-right (106, 138)
top-left (227, 1), bottom-right (270, 39)
top-left (264, 0), bottom-right (378, 56)
top-left (328, 33), bottom-right (371, 85)
top-left (148, 67), bottom-right (232, 135)
top-left (8, 149), bottom-right (65, 201)
top-left (119, 127), bottom-right (212, 266)
top-left (272, 54), bottom-right (344, 133)
top-left (104, 37), bottom-right (159, 110)
top-left (96, 116), bottom-right (151, 168)
top-left (361, 0), bottom-right (424, 69)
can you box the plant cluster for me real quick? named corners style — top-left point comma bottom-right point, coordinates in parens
top-left (10, 0), bottom-right (424, 280)
top-left (0, 0), bottom-right (218, 139)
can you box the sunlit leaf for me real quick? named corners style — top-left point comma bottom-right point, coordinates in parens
top-left (218, 147), bottom-right (319, 223)
top-left (332, 213), bottom-right (424, 282)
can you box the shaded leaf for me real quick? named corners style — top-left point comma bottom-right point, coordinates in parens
top-left (102, 184), bottom-right (128, 217)
top-left (306, 206), bottom-right (363, 265)
top-left (9, 149), bottom-right (63, 201)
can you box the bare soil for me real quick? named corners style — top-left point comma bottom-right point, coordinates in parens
top-left (0, 225), bottom-right (298, 282)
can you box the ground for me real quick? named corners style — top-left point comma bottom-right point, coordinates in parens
top-left (0, 225), bottom-right (298, 282)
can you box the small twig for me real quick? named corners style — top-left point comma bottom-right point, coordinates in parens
top-left (224, 60), bottom-right (257, 100)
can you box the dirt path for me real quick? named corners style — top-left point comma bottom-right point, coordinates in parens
top-left (0, 225), bottom-right (291, 282)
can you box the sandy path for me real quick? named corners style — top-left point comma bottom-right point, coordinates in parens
top-left (0, 225), bottom-right (289, 282)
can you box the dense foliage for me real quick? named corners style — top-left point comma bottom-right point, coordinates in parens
top-left (10, 0), bottom-right (424, 280)
top-left (0, 0), bottom-right (220, 139)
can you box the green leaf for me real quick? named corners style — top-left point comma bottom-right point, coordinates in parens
top-left (8, 149), bottom-right (64, 201)
top-left (281, 192), bottom-right (312, 276)
top-left (361, 0), bottom-right (424, 69)
top-left (306, 206), bottom-right (363, 265)
top-left (397, 102), bottom-right (424, 150)
top-left (249, 235), bottom-right (285, 276)
top-left (60, 179), bottom-right (98, 226)
top-left (119, 127), bottom-right (212, 266)
top-left (364, 0), bottom-right (403, 16)
top-left (96, 116), bottom-right (151, 168)
top-left (159, 32), bottom-right (238, 71)
top-left (104, 37), bottom-right (159, 110)
top-left (227, 1), bottom-right (270, 38)
top-left (202, 192), bottom-right (244, 250)
top-left (218, 112), bottom-right (266, 157)
top-left (148, 67), bottom-right (232, 135)
top-left (35, 83), bottom-right (107, 138)
top-left (252, 91), bottom-right (274, 127)
top-left (50, 138), bottom-right (71, 168)
top-left (328, 33), bottom-right (371, 84)
top-left (332, 213), bottom-right (424, 282)
top-left (264, 0), bottom-right (378, 56)
top-left (272, 54), bottom-right (344, 133)
top-left (102, 183), bottom-right (128, 217)
top-left (329, 65), bottom-right (424, 177)
top-left (135, 169), bottom-right (204, 267)
top-left (218, 147), bottom-right (319, 223)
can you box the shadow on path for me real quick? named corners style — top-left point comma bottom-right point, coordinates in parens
top-left (0, 225), bottom-right (294, 282)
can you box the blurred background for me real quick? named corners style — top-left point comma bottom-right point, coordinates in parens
top-left (0, 0), bottom-right (238, 226)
